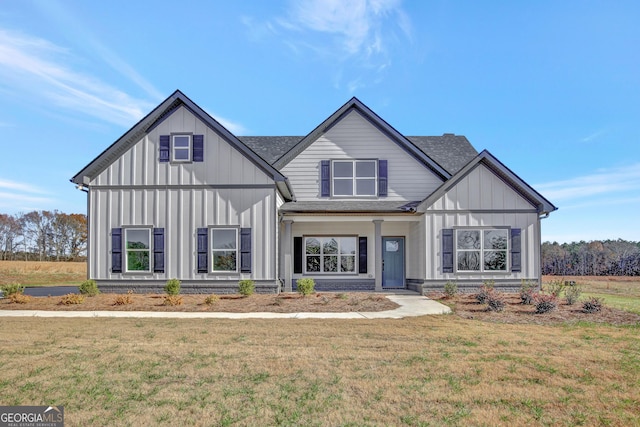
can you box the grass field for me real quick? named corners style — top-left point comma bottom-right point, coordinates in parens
top-left (0, 316), bottom-right (638, 426)
top-left (0, 260), bottom-right (86, 286)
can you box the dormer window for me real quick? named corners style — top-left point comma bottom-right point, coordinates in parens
top-left (332, 160), bottom-right (377, 197)
top-left (172, 135), bottom-right (191, 162)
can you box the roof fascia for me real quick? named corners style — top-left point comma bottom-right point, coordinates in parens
top-left (419, 150), bottom-right (558, 215)
top-left (273, 98), bottom-right (451, 180)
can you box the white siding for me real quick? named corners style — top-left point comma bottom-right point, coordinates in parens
top-left (281, 110), bottom-right (443, 201)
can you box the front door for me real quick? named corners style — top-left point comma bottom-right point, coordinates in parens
top-left (382, 237), bottom-right (405, 288)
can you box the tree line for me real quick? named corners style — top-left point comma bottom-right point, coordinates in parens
top-left (542, 239), bottom-right (640, 276)
top-left (0, 211), bottom-right (87, 262)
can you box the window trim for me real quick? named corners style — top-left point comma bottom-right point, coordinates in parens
top-left (303, 235), bottom-right (358, 275)
top-left (123, 226), bottom-right (153, 273)
top-left (172, 133), bottom-right (192, 163)
top-left (455, 227), bottom-right (510, 273)
top-left (210, 226), bottom-right (239, 273)
top-left (331, 159), bottom-right (378, 197)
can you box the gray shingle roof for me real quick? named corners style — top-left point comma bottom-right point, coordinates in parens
top-left (239, 134), bottom-right (477, 176)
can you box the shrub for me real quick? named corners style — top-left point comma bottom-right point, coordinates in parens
top-left (533, 293), bottom-right (557, 314)
top-left (546, 279), bottom-right (565, 297)
top-left (582, 297), bottom-right (603, 313)
top-left (78, 279), bottom-right (100, 296)
top-left (336, 293), bottom-right (348, 300)
top-left (204, 294), bottom-right (219, 305)
top-left (296, 278), bottom-right (315, 296)
top-left (164, 278), bottom-right (181, 296)
top-left (564, 284), bottom-right (582, 305)
top-left (59, 293), bottom-right (85, 305)
top-left (113, 290), bottom-right (134, 306)
top-left (443, 281), bottom-right (458, 298)
top-left (1, 283), bottom-right (25, 297)
top-left (519, 280), bottom-right (537, 305)
top-left (238, 280), bottom-right (255, 296)
top-left (9, 293), bottom-right (31, 304)
top-left (163, 295), bottom-right (183, 306)
top-left (486, 289), bottom-right (506, 312)
top-left (474, 284), bottom-right (492, 304)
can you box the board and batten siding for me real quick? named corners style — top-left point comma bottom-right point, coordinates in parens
top-left (93, 106), bottom-right (272, 187)
top-left (281, 110), bottom-right (443, 201)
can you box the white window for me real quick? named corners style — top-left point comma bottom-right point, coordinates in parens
top-left (125, 228), bottom-right (151, 272)
top-left (456, 229), bottom-right (508, 272)
top-left (305, 236), bottom-right (356, 273)
top-left (332, 160), bottom-right (377, 196)
top-left (172, 135), bottom-right (191, 162)
top-left (211, 228), bottom-right (238, 272)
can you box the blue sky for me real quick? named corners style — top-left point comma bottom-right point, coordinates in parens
top-left (0, 0), bottom-right (638, 243)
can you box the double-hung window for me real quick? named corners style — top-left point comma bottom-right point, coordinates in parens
top-left (125, 228), bottom-right (151, 272)
top-left (211, 228), bottom-right (238, 272)
top-left (456, 229), bottom-right (508, 272)
top-left (305, 237), bottom-right (356, 273)
top-left (172, 135), bottom-right (191, 162)
top-left (332, 160), bottom-right (377, 196)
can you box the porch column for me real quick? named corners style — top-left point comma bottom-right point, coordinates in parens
top-left (373, 219), bottom-right (383, 291)
top-left (283, 220), bottom-right (293, 292)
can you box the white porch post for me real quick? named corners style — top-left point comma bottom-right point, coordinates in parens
top-left (373, 219), bottom-right (383, 291)
top-left (283, 220), bottom-right (293, 292)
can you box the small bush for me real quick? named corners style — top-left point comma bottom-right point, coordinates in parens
top-left (564, 284), bottom-right (582, 305)
top-left (1, 283), bottom-right (25, 297)
top-left (78, 279), bottom-right (100, 296)
top-left (59, 293), bottom-right (85, 305)
top-left (474, 284), bottom-right (493, 304)
top-left (582, 297), bottom-right (603, 313)
top-left (113, 291), bottom-right (134, 306)
top-left (163, 295), bottom-right (183, 306)
top-left (546, 279), bottom-right (565, 297)
top-left (336, 293), bottom-right (348, 300)
top-left (164, 278), bottom-right (181, 296)
top-left (204, 294), bottom-right (219, 305)
top-left (296, 278), bottom-right (315, 296)
top-left (486, 289), bottom-right (506, 312)
top-left (238, 280), bottom-right (255, 296)
top-left (444, 281), bottom-right (458, 298)
top-left (519, 280), bottom-right (537, 305)
top-left (533, 293), bottom-right (557, 314)
top-left (9, 293), bottom-right (31, 304)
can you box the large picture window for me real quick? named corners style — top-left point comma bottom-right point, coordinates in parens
top-left (125, 228), bottom-right (151, 272)
top-left (332, 160), bottom-right (377, 196)
top-left (211, 228), bottom-right (238, 272)
top-left (305, 236), bottom-right (356, 273)
top-left (456, 229), bottom-right (508, 272)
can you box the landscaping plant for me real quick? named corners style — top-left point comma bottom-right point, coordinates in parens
top-left (1, 283), bottom-right (25, 297)
top-left (59, 293), bottom-right (85, 305)
top-left (533, 293), bottom-right (557, 314)
top-left (582, 297), bottom-right (604, 313)
top-left (164, 278), bottom-right (181, 296)
top-left (564, 283), bottom-right (582, 305)
top-left (296, 278), bottom-right (315, 296)
top-left (78, 279), bottom-right (100, 296)
top-left (546, 279), bottom-right (565, 297)
top-left (204, 294), bottom-right (219, 305)
top-left (519, 280), bottom-right (536, 305)
top-left (485, 289), bottom-right (506, 312)
top-left (443, 280), bottom-right (458, 298)
top-left (238, 279), bottom-right (255, 296)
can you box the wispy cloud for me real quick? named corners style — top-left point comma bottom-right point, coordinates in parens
top-left (0, 28), bottom-right (154, 126)
top-left (535, 163), bottom-right (640, 202)
top-left (205, 108), bottom-right (248, 135)
top-left (0, 179), bottom-right (55, 212)
top-left (581, 129), bottom-right (606, 143)
top-left (0, 179), bottom-right (48, 194)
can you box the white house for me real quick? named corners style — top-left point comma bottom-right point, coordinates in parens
top-left (71, 90), bottom-right (556, 294)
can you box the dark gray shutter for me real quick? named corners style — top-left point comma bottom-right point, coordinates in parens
top-left (159, 135), bottom-right (170, 162)
top-left (378, 160), bottom-right (388, 197)
top-left (192, 134), bottom-right (204, 162)
top-left (358, 236), bottom-right (367, 274)
top-left (153, 228), bottom-right (165, 273)
top-left (293, 237), bottom-right (303, 274)
top-left (442, 229), bottom-right (454, 273)
top-left (511, 228), bottom-right (522, 272)
top-left (111, 228), bottom-right (122, 273)
top-left (240, 228), bottom-right (252, 273)
top-left (197, 228), bottom-right (208, 273)
top-left (320, 160), bottom-right (330, 197)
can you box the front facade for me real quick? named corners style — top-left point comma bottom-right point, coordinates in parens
top-left (72, 91), bottom-right (556, 294)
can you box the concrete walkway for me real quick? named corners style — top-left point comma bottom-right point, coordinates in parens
top-left (0, 294), bottom-right (451, 319)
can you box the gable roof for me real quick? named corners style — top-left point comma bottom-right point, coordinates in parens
top-left (420, 150), bottom-right (557, 215)
top-left (71, 90), bottom-right (294, 200)
top-left (270, 97), bottom-right (452, 180)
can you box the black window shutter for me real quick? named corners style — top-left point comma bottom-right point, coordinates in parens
top-left (358, 236), bottom-right (367, 274)
top-left (511, 228), bottom-right (522, 272)
top-left (293, 237), bottom-right (303, 274)
top-left (240, 228), bottom-right (252, 273)
top-left (159, 135), bottom-right (170, 162)
top-left (442, 229), bottom-right (454, 273)
top-left (111, 228), bottom-right (122, 273)
top-left (378, 160), bottom-right (388, 197)
top-left (153, 228), bottom-right (165, 273)
top-left (197, 228), bottom-right (208, 273)
top-left (192, 134), bottom-right (204, 162)
top-left (320, 160), bottom-right (330, 197)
